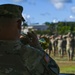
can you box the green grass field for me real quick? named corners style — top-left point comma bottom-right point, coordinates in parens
top-left (51, 56), bottom-right (75, 74)
top-left (45, 49), bottom-right (75, 74)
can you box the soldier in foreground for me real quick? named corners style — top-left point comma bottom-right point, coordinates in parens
top-left (0, 4), bottom-right (59, 75)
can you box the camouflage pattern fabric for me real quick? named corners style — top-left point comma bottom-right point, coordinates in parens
top-left (0, 4), bottom-right (25, 21)
top-left (0, 40), bottom-right (59, 75)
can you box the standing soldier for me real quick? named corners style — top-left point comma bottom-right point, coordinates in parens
top-left (57, 35), bottom-right (64, 58)
top-left (62, 35), bottom-right (67, 55)
top-left (66, 32), bottom-right (74, 61)
top-left (50, 35), bottom-right (56, 56)
top-left (48, 38), bottom-right (52, 56)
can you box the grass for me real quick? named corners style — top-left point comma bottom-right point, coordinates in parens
top-left (51, 55), bottom-right (75, 74)
top-left (55, 60), bottom-right (75, 74)
top-left (45, 50), bottom-right (75, 74)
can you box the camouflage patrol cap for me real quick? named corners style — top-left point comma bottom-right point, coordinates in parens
top-left (0, 4), bottom-right (25, 21)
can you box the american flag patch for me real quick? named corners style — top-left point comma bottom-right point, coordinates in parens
top-left (44, 54), bottom-right (50, 63)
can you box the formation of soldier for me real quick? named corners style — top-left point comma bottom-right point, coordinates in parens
top-left (38, 32), bottom-right (75, 61)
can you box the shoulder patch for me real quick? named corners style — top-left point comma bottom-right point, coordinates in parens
top-left (44, 54), bottom-right (50, 63)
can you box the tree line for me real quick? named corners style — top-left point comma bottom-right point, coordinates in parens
top-left (36, 21), bottom-right (75, 35)
top-left (23, 21), bottom-right (75, 35)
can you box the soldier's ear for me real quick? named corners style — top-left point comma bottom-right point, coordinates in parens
top-left (17, 19), bottom-right (22, 30)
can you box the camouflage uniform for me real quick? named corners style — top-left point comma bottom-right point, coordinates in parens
top-left (0, 40), bottom-right (59, 75)
top-left (50, 36), bottom-right (56, 56)
top-left (66, 33), bottom-right (74, 61)
top-left (0, 4), bottom-right (59, 75)
top-left (66, 37), bottom-right (74, 60)
top-left (57, 35), bottom-right (64, 57)
top-left (0, 4), bottom-right (25, 21)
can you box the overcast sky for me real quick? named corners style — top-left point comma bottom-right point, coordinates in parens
top-left (0, 0), bottom-right (75, 24)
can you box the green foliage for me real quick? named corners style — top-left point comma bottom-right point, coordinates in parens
top-left (44, 22), bottom-right (51, 26)
top-left (57, 25), bottom-right (71, 34)
top-left (36, 30), bottom-right (50, 35)
top-left (45, 21), bottom-right (75, 35)
top-left (51, 53), bottom-right (75, 74)
top-left (44, 22), bottom-right (57, 35)
top-left (57, 22), bottom-right (75, 34)
top-left (22, 22), bottom-right (28, 29)
top-left (36, 21), bottom-right (75, 35)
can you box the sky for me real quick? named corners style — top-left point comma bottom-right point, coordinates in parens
top-left (0, 0), bottom-right (75, 25)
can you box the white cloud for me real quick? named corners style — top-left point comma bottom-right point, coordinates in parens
top-left (12, 0), bottom-right (23, 2)
top-left (50, 0), bottom-right (71, 9)
top-left (69, 15), bottom-right (75, 19)
top-left (52, 19), bottom-right (58, 23)
top-left (53, 2), bottom-right (64, 9)
top-left (28, 0), bottom-right (36, 5)
top-left (71, 6), bottom-right (75, 13)
top-left (50, 0), bottom-right (64, 9)
top-left (50, 0), bottom-right (71, 3)
top-left (66, 15), bottom-right (75, 21)
top-left (26, 15), bottom-right (30, 19)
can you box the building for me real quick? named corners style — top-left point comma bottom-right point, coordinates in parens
top-left (32, 25), bottom-right (48, 31)
top-left (21, 24), bottom-right (48, 34)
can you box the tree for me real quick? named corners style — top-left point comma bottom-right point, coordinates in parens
top-left (22, 22), bottom-right (28, 29)
top-left (44, 22), bottom-right (57, 35)
top-left (44, 22), bottom-right (51, 26)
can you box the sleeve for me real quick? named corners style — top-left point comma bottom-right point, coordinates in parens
top-left (41, 53), bottom-right (60, 75)
top-left (22, 45), bottom-right (60, 75)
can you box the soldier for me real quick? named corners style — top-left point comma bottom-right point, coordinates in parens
top-left (0, 4), bottom-right (59, 75)
top-left (66, 32), bottom-right (74, 61)
top-left (57, 35), bottom-right (64, 58)
top-left (62, 35), bottom-right (67, 55)
top-left (50, 35), bottom-right (57, 56)
top-left (48, 37), bottom-right (52, 56)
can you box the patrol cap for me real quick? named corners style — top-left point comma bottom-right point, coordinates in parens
top-left (0, 4), bottom-right (25, 21)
